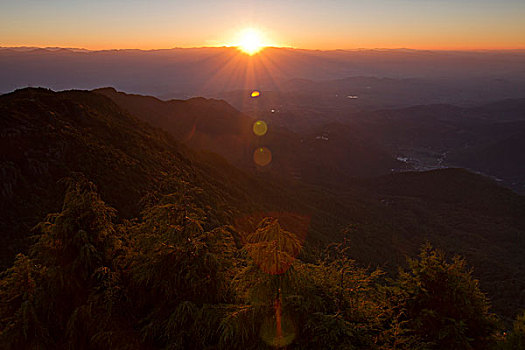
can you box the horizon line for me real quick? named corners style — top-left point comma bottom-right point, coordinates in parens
top-left (2, 45), bottom-right (525, 53)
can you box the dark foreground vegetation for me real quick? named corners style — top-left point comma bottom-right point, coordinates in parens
top-left (1, 174), bottom-right (518, 349)
top-left (1, 88), bottom-right (525, 349)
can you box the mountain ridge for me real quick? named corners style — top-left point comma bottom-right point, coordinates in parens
top-left (1, 87), bottom-right (524, 320)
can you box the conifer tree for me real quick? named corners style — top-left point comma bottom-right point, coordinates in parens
top-left (128, 179), bottom-right (238, 349)
top-left (1, 173), bottom-right (131, 349)
top-left (0, 254), bottom-right (49, 349)
top-left (500, 310), bottom-right (525, 349)
top-left (394, 243), bottom-right (498, 349)
top-left (222, 218), bottom-right (302, 349)
top-left (289, 238), bottom-right (385, 349)
top-left (226, 219), bottom-right (386, 349)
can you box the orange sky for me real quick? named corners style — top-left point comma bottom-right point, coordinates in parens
top-left (1, 0), bottom-right (524, 50)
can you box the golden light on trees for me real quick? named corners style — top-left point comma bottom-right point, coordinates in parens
top-left (244, 218), bottom-right (302, 275)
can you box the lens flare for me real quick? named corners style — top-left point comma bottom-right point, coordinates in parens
top-left (260, 313), bottom-right (296, 347)
top-left (253, 120), bottom-right (268, 136)
top-left (251, 90), bottom-right (260, 98)
top-left (253, 147), bottom-right (272, 166)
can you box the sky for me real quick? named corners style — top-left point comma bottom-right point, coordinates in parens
top-left (1, 0), bottom-right (524, 50)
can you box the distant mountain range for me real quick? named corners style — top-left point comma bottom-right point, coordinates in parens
top-left (2, 46), bottom-right (524, 193)
top-left (2, 47), bottom-right (525, 101)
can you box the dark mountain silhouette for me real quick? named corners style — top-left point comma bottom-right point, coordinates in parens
top-left (1, 87), bottom-right (525, 323)
top-left (366, 101), bottom-right (525, 191)
top-left (93, 87), bottom-right (255, 166)
top-left (296, 99), bottom-right (525, 192)
top-left (0, 87), bottom-right (386, 269)
top-left (0, 88), bottom-right (308, 265)
top-left (0, 87), bottom-right (190, 261)
top-left (220, 92), bottom-right (525, 192)
top-left (94, 87), bottom-right (402, 184)
top-left (472, 98), bottom-right (525, 120)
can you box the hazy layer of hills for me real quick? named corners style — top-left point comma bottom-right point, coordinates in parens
top-left (1, 87), bottom-right (524, 324)
top-left (2, 46), bottom-right (525, 190)
top-left (2, 47), bottom-right (525, 102)
top-left (95, 87), bottom-right (403, 184)
top-left (94, 87), bottom-right (525, 193)
top-left (220, 77), bottom-right (525, 132)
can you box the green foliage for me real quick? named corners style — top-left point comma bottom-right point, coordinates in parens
top-left (393, 243), bottom-right (499, 349)
top-left (0, 175), bottom-right (138, 349)
top-left (0, 178), bottom-right (511, 350)
top-left (287, 241), bottom-right (387, 349)
top-left (32, 174), bottom-right (117, 280)
top-left (0, 174), bottom-right (509, 350)
top-left (3, 87), bottom-right (525, 327)
top-left (125, 177), bottom-right (240, 349)
top-left (244, 217), bottom-right (302, 275)
top-left (0, 254), bottom-right (49, 349)
top-left (228, 223), bottom-right (389, 349)
top-left (499, 310), bottom-right (525, 349)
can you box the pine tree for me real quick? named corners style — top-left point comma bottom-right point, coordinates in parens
top-left (394, 243), bottom-right (499, 350)
top-left (127, 179), bottom-right (238, 349)
top-left (500, 310), bottom-right (525, 349)
top-left (223, 217), bottom-right (302, 349)
top-left (289, 238), bottom-right (385, 349)
top-left (0, 254), bottom-right (49, 349)
top-left (0, 174), bottom-right (136, 349)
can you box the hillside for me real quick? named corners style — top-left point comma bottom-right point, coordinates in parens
top-left (0, 87), bottom-right (182, 262)
top-left (1, 88), bottom-right (341, 266)
top-left (344, 100), bottom-right (525, 192)
top-left (94, 87), bottom-right (402, 184)
top-left (448, 129), bottom-right (525, 191)
top-left (355, 168), bottom-right (525, 318)
top-left (1, 88), bottom-right (525, 323)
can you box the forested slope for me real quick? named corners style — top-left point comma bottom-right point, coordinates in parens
top-left (1, 88), bottom-right (525, 348)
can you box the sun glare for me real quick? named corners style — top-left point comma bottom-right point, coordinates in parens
top-left (237, 28), bottom-right (266, 55)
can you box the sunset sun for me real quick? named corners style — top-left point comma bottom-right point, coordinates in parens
top-left (237, 28), bottom-right (266, 55)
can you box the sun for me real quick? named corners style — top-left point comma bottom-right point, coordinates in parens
top-left (237, 28), bottom-right (266, 55)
